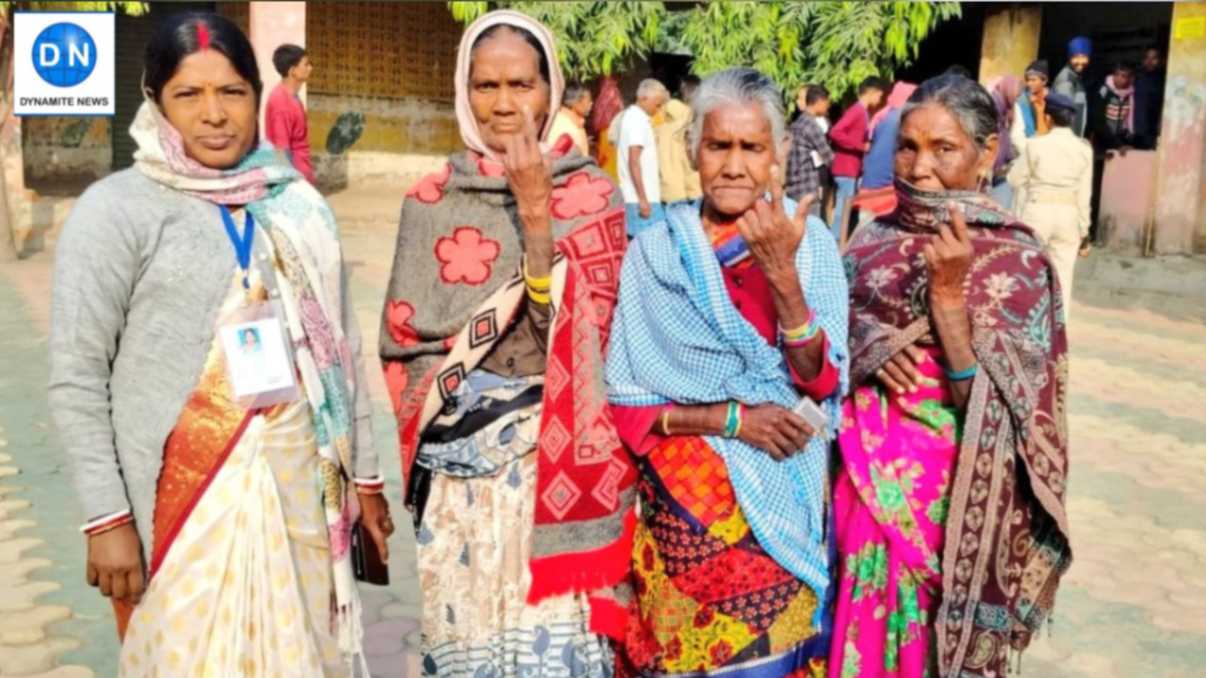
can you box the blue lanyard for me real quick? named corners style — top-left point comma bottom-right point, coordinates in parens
top-left (219, 206), bottom-right (255, 289)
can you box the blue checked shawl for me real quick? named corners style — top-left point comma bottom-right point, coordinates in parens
top-left (605, 199), bottom-right (849, 605)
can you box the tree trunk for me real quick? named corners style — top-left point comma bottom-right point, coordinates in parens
top-left (0, 13), bottom-right (18, 262)
top-left (0, 140), bottom-right (17, 262)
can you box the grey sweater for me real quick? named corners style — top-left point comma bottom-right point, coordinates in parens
top-left (48, 169), bottom-right (377, 557)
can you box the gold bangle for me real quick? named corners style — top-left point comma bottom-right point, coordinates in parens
top-left (527, 287), bottom-right (552, 305)
top-left (660, 408), bottom-right (673, 436)
top-left (523, 260), bottom-right (552, 291)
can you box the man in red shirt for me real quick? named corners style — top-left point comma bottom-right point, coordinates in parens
top-left (265, 44), bottom-right (316, 184)
top-left (828, 76), bottom-right (887, 241)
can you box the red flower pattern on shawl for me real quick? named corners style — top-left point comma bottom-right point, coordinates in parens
top-left (475, 156), bottom-right (507, 178)
top-left (435, 226), bottom-right (501, 285)
top-left (406, 163), bottom-right (453, 204)
top-left (551, 171), bottom-right (615, 220)
top-left (385, 299), bottom-right (420, 347)
top-left (383, 361), bottom-right (408, 416)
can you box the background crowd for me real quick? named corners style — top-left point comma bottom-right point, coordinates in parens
top-left (476, 36), bottom-right (1162, 312)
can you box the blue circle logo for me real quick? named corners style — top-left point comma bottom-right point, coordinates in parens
top-left (32, 22), bottom-right (97, 88)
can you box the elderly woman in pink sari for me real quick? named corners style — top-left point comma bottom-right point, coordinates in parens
top-left (829, 74), bottom-right (1072, 678)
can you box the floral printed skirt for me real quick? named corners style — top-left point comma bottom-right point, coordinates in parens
top-left (826, 469), bottom-right (942, 678)
top-left (416, 450), bottom-right (614, 678)
top-left (623, 435), bottom-right (827, 677)
top-left (827, 351), bottom-right (958, 678)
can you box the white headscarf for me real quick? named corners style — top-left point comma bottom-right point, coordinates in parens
top-left (453, 10), bottom-right (565, 160)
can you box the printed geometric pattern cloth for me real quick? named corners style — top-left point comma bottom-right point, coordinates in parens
top-left (624, 435), bottom-right (827, 677)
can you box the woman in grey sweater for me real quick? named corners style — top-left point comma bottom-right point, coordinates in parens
top-left (48, 13), bottom-right (390, 675)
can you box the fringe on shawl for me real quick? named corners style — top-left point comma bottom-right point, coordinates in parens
top-left (527, 508), bottom-right (637, 639)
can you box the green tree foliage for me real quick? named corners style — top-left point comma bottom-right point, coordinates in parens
top-left (449, 1), bottom-right (960, 102)
top-left (451, 1), bottom-right (666, 81)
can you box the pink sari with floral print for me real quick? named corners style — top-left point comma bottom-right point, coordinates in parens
top-left (828, 348), bottom-right (958, 678)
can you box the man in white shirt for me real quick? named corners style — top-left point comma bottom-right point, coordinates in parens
top-left (619, 78), bottom-right (669, 237)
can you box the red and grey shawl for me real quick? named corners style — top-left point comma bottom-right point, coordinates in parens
top-left (380, 147), bottom-right (634, 636)
top-left (845, 181), bottom-right (1072, 675)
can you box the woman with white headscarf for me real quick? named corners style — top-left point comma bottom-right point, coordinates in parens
top-left (379, 10), bottom-right (634, 676)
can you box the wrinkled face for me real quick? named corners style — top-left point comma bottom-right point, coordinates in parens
top-left (158, 49), bottom-right (258, 170)
top-left (468, 29), bottom-right (550, 154)
top-left (1070, 54), bottom-right (1090, 73)
top-left (1113, 68), bottom-right (1134, 90)
top-left (291, 56), bottom-right (313, 83)
top-left (1025, 74), bottom-right (1047, 95)
top-left (571, 91), bottom-right (593, 119)
top-left (698, 102), bottom-right (780, 218)
top-left (1143, 49), bottom-right (1161, 72)
top-left (896, 102), bottom-right (996, 192)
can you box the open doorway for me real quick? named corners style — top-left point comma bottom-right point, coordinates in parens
top-left (1038, 1), bottom-right (1172, 97)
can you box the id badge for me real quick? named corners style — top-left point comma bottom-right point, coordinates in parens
top-left (218, 301), bottom-right (301, 409)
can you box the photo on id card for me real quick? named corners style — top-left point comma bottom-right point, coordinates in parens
top-left (218, 301), bottom-right (300, 408)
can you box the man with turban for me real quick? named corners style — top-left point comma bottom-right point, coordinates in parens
top-left (1054, 36), bottom-right (1092, 137)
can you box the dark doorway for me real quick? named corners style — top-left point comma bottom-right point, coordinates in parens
top-left (1037, 1), bottom-right (1172, 91)
top-left (895, 4), bottom-right (987, 86)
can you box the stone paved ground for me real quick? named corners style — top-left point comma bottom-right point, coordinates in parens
top-left (1, 181), bottom-right (1204, 677)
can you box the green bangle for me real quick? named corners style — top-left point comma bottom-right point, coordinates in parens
top-left (945, 362), bottom-right (978, 382)
top-left (723, 401), bottom-right (740, 438)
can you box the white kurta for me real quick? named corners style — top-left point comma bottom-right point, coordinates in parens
top-left (1008, 126), bottom-right (1093, 319)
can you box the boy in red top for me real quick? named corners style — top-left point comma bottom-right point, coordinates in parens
top-left (265, 44), bottom-right (316, 184)
top-left (828, 76), bottom-right (887, 241)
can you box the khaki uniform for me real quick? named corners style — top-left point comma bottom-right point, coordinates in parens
top-left (654, 99), bottom-right (702, 203)
top-left (1008, 127), bottom-right (1092, 319)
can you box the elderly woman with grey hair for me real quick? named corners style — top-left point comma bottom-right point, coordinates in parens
top-left (606, 67), bottom-right (849, 676)
top-left (832, 74), bottom-right (1070, 677)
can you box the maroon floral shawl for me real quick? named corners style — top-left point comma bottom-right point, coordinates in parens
top-left (845, 180), bottom-right (1072, 675)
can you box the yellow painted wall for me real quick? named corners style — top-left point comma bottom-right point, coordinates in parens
top-left (979, 4), bottom-right (1043, 86)
top-left (22, 117), bottom-right (112, 185)
top-left (308, 95), bottom-right (460, 156)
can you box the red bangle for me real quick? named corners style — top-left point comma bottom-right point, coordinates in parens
top-left (354, 476), bottom-right (386, 495)
top-left (81, 511), bottom-right (133, 537)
